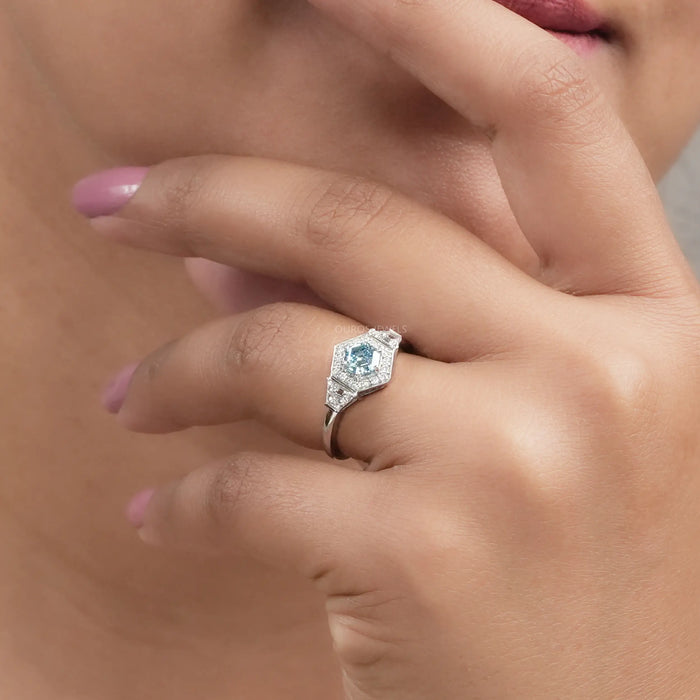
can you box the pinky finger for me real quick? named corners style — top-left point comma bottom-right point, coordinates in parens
top-left (129, 451), bottom-right (387, 589)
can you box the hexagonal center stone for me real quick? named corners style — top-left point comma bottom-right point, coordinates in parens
top-left (343, 342), bottom-right (380, 376)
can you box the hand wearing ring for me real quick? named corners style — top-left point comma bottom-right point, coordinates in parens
top-left (79, 0), bottom-right (700, 696)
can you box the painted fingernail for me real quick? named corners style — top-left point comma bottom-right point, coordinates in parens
top-left (126, 488), bottom-right (155, 528)
top-left (101, 362), bottom-right (139, 414)
top-left (72, 167), bottom-right (148, 218)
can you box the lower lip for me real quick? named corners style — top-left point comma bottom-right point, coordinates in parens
top-left (546, 30), bottom-right (605, 55)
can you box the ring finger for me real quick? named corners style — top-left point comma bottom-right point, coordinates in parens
top-left (115, 301), bottom-right (440, 465)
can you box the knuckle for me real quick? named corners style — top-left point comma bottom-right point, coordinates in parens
top-left (558, 344), bottom-right (663, 454)
top-left (223, 303), bottom-right (295, 373)
top-left (204, 453), bottom-right (258, 533)
top-left (154, 155), bottom-right (227, 249)
top-left (582, 348), bottom-right (659, 421)
top-left (511, 43), bottom-right (606, 129)
top-left (304, 175), bottom-right (402, 256)
top-left (564, 345), bottom-right (690, 529)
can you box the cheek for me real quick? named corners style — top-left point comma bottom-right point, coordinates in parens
top-left (8, 0), bottom-right (260, 152)
top-left (9, 0), bottom-right (407, 165)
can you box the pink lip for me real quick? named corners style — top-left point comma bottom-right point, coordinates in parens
top-left (495, 0), bottom-right (606, 34)
top-left (546, 29), bottom-right (601, 55)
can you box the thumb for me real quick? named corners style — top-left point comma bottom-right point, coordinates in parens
top-left (128, 451), bottom-right (380, 589)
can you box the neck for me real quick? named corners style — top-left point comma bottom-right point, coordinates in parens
top-left (0, 15), bottom-right (340, 700)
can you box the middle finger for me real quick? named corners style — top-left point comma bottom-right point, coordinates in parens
top-left (84, 155), bottom-right (552, 362)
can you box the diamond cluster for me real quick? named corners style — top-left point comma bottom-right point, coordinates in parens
top-left (325, 329), bottom-right (401, 412)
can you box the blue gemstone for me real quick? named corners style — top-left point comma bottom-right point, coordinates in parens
top-left (344, 342), bottom-right (380, 377)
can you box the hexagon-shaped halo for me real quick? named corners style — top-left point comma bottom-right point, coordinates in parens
top-left (330, 330), bottom-right (398, 396)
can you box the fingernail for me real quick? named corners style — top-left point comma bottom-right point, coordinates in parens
top-left (101, 362), bottom-right (139, 414)
top-left (126, 488), bottom-right (155, 528)
top-left (72, 167), bottom-right (148, 218)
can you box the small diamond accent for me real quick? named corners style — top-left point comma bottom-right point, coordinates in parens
top-left (325, 377), bottom-right (357, 411)
top-left (369, 328), bottom-right (402, 349)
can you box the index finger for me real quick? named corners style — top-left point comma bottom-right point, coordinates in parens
top-left (306, 0), bottom-right (695, 297)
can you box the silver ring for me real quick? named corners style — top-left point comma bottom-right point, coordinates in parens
top-left (323, 328), bottom-right (403, 460)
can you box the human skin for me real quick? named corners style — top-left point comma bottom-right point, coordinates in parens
top-left (2, 1), bottom-right (700, 699)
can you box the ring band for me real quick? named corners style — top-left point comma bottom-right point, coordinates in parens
top-left (323, 328), bottom-right (403, 460)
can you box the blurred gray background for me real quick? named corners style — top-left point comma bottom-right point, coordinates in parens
top-left (660, 129), bottom-right (700, 276)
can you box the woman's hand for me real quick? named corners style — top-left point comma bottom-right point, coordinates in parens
top-left (76, 1), bottom-right (700, 697)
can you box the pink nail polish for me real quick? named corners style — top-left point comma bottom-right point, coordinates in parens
top-left (126, 488), bottom-right (155, 528)
top-left (101, 362), bottom-right (139, 414)
top-left (72, 167), bottom-right (148, 218)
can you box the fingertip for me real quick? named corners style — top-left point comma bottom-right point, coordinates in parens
top-left (102, 362), bottom-right (140, 414)
top-left (72, 167), bottom-right (149, 219)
